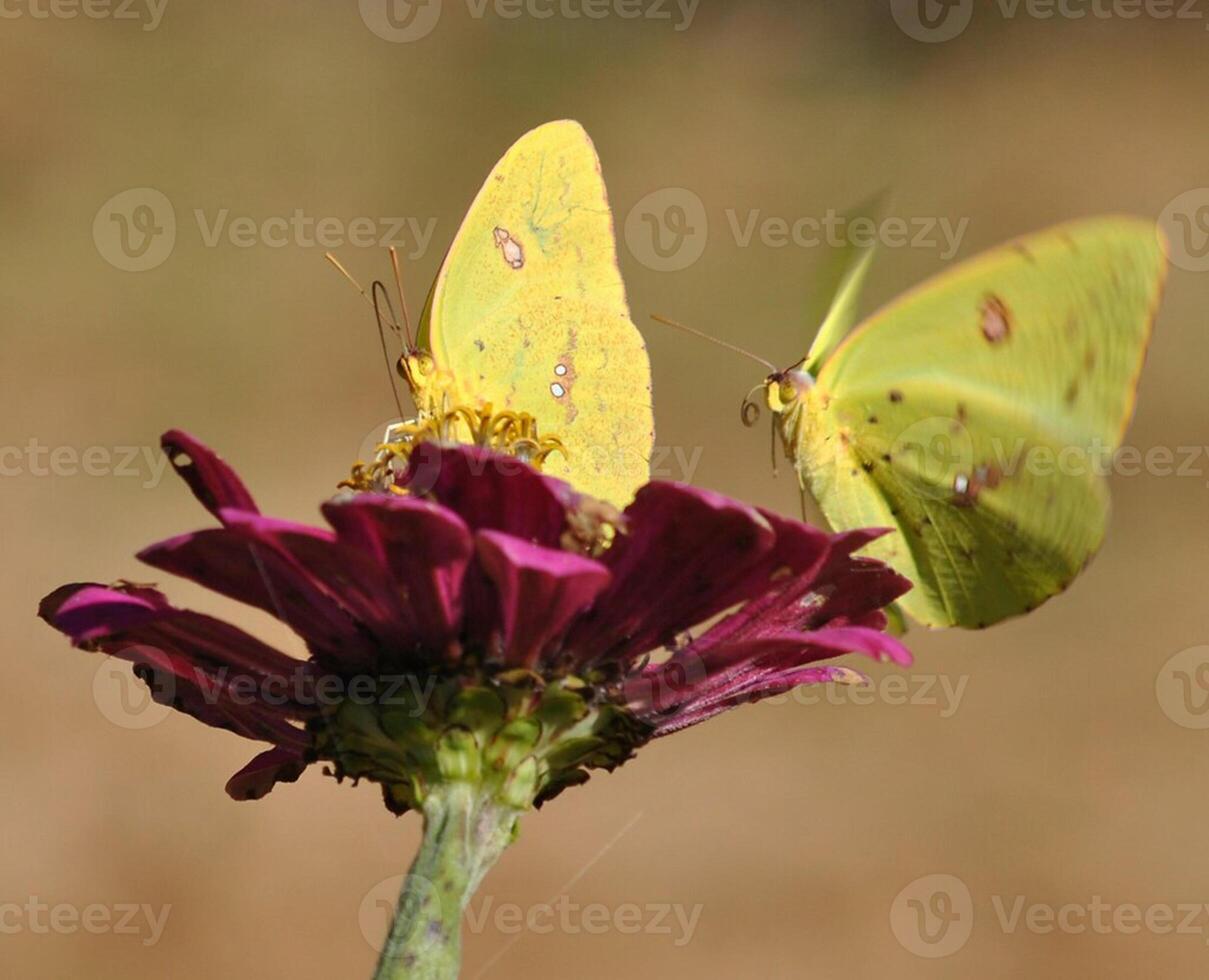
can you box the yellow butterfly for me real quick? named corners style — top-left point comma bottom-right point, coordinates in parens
top-left (359, 120), bottom-right (654, 508)
top-left (757, 216), bottom-right (1167, 628)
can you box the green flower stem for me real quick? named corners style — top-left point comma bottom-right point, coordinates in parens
top-left (373, 782), bottom-right (520, 980)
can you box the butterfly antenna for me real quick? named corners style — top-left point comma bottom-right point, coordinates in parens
top-left (388, 246), bottom-right (415, 350)
top-left (371, 280), bottom-right (408, 420)
top-left (324, 252), bottom-right (404, 335)
top-left (650, 315), bottom-right (778, 373)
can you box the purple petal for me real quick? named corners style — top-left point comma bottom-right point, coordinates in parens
top-left (687, 535), bottom-right (911, 651)
top-left (640, 664), bottom-right (865, 736)
top-left (161, 430), bottom-right (257, 520)
top-left (138, 523), bottom-right (380, 673)
top-left (474, 530), bottom-right (610, 669)
top-left (43, 583), bottom-right (302, 680)
top-left (627, 626), bottom-right (910, 729)
top-left (322, 495), bottom-right (473, 660)
top-left (399, 443), bottom-right (575, 547)
top-left (566, 483), bottom-right (777, 668)
top-left (754, 507), bottom-right (833, 579)
top-left (218, 509), bottom-right (427, 668)
top-left (225, 744), bottom-right (309, 801)
top-left (39, 583), bottom-right (312, 744)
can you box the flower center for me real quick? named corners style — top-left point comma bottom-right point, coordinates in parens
top-left (343, 404), bottom-right (567, 493)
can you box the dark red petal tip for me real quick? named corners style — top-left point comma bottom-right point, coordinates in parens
top-left (225, 745), bottom-right (309, 801)
top-left (161, 430), bottom-right (258, 520)
top-left (399, 442), bottom-right (576, 546)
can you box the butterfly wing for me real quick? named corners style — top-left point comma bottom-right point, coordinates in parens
top-left (416, 120), bottom-right (653, 507)
top-left (802, 192), bottom-right (884, 375)
top-left (792, 216), bottom-right (1167, 628)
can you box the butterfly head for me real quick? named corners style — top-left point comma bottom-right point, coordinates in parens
top-left (397, 349), bottom-right (436, 396)
top-left (740, 362), bottom-right (813, 431)
top-left (763, 364), bottom-right (814, 415)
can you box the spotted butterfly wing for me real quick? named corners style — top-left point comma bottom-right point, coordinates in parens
top-left (413, 120), bottom-right (654, 507)
top-left (775, 216), bottom-right (1166, 628)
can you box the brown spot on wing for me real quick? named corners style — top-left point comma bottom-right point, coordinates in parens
top-left (492, 227), bottom-right (525, 269)
top-left (1013, 242), bottom-right (1036, 264)
top-left (980, 295), bottom-right (1012, 344)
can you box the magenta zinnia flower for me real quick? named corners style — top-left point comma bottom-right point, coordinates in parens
top-left (39, 430), bottom-right (911, 978)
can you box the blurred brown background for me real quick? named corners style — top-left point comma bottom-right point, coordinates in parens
top-left (4, 2), bottom-right (1209, 977)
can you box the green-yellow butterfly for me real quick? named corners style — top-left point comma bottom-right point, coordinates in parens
top-left (393, 120), bottom-right (653, 508)
top-left (758, 216), bottom-right (1167, 629)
